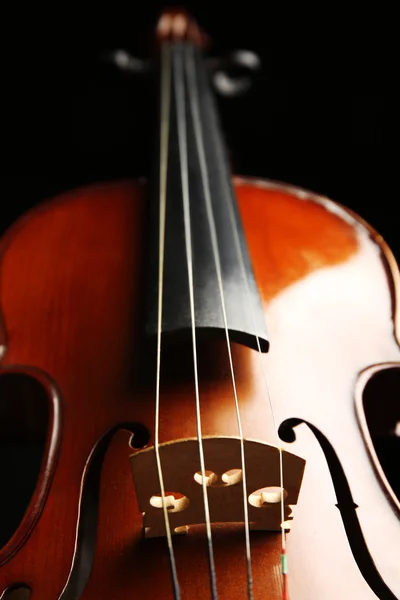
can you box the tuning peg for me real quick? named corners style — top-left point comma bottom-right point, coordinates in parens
top-left (100, 47), bottom-right (261, 97)
top-left (209, 50), bottom-right (262, 97)
top-left (102, 49), bottom-right (151, 74)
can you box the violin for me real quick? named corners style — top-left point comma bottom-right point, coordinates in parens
top-left (0, 10), bottom-right (399, 600)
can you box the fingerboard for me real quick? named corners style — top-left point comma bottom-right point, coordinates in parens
top-left (145, 41), bottom-right (269, 352)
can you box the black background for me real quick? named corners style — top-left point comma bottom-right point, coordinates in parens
top-left (0, 2), bottom-right (395, 255)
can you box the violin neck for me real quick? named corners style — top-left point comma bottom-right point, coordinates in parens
top-left (144, 40), bottom-right (269, 352)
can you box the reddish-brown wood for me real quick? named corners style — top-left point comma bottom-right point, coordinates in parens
top-left (0, 177), bottom-right (399, 599)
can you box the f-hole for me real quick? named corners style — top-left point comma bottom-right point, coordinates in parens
top-left (59, 422), bottom-right (150, 600)
top-left (279, 417), bottom-right (398, 600)
top-left (0, 373), bottom-right (49, 550)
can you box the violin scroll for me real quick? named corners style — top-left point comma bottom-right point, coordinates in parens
top-left (156, 9), bottom-right (209, 48)
top-left (103, 10), bottom-right (261, 97)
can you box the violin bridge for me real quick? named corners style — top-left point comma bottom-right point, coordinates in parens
top-left (129, 436), bottom-right (305, 538)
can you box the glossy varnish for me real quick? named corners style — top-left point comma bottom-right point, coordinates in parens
top-left (0, 178), bottom-right (399, 599)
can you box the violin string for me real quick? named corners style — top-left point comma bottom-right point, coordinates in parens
top-left (154, 41), bottom-right (180, 600)
top-left (204, 70), bottom-right (289, 595)
top-left (185, 44), bottom-right (254, 599)
top-left (221, 190), bottom-right (288, 559)
top-left (173, 42), bottom-right (218, 600)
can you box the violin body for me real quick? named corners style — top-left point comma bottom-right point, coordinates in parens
top-left (0, 176), bottom-right (399, 599)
